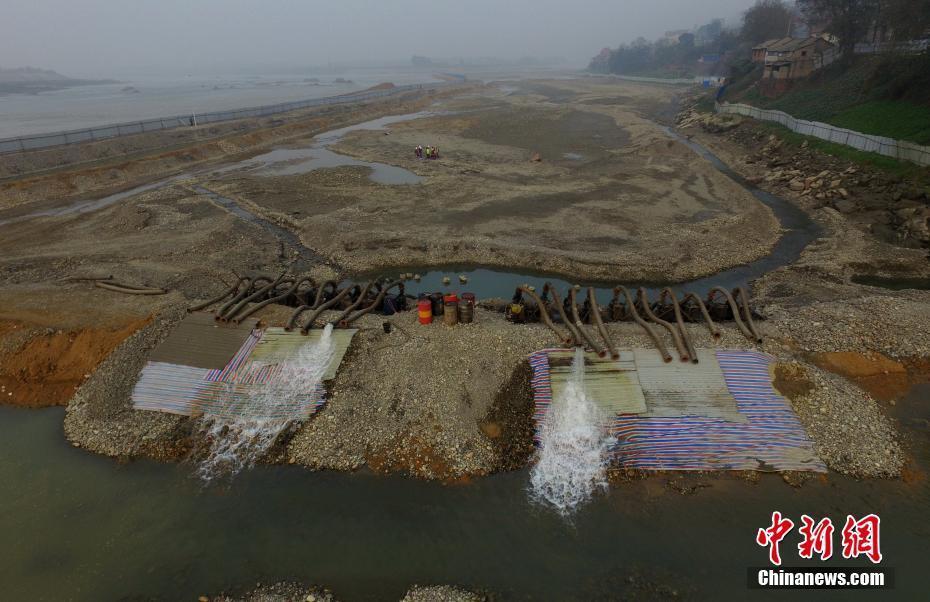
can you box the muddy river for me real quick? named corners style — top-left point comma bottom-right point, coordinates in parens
top-left (1, 384), bottom-right (927, 600)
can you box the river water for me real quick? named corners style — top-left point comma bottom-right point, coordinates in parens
top-left (0, 69), bottom-right (443, 139)
top-left (1, 384), bottom-right (927, 600)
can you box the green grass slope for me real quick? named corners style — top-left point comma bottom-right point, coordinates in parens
top-left (726, 55), bottom-right (930, 145)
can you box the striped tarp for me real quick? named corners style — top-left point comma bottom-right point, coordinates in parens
top-left (528, 348), bottom-right (826, 472)
top-left (131, 361), bottom-right (327, 419)
top-left (132, 328), bottom-right (342, 418)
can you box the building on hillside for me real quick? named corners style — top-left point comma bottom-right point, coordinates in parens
top-left (751, 37), bottom-right (839, 96)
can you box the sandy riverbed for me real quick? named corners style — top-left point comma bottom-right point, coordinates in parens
top-left (0, 77), bottom-right (927, 482)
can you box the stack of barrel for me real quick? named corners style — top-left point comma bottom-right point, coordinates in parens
top-left (417, 292), bottom-right (476, 326)
top-left (417, 297), bottom-right (433, 324)
top-left (444, 293), bottom-right (459, 326)
top-left (459, 292), bottom-right (475, 324)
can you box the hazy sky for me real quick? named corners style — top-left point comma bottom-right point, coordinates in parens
top-left (3, 0), bottom-right (758, 76)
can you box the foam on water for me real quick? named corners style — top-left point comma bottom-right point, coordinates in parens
top-left (529, 347), bottom-right (614, 515)
top-left (196, 324), bottom-right (336, 482)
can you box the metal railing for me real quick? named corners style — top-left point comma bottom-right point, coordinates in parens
top-left (716, 101), bottom-right (930, 167)
top-left (0, 82), bottom-right (449, 155)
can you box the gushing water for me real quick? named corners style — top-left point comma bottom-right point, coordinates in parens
top-left (530, 347), bottom-right (613, 515)
top-left (196, 324), bottom-right (336, 482)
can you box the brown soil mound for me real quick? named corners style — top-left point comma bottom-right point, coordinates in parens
top-left (0, 317), bottom-right (150, 407)
top-left (773, 362), bottom-right (815, 400)
top-left (810, 351), bottom-right (930, 401)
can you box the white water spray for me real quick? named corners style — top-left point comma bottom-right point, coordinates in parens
top-left (530, 347), bottom-right (613, 515)
top-left (196, 324), bottom-right (335, 481)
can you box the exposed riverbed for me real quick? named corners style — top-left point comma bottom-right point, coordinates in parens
top-left (1, 76), bottom-right (927, 601)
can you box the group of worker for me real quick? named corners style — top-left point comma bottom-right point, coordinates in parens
top-left (414, 145), bottom-right (440, 160)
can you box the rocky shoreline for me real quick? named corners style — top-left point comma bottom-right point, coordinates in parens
top-left (206, 582), bottom-right (487, 602)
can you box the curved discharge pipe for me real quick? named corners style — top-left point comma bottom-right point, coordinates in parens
top-left (569, 287), bottom-right (606, 357)
top-left (221, 273), bottom-right (292, 323)
top-left (341, 281), bottom-right (402, 326)
top-left (293, 278), bottom-right (317, 307)
top-left (588, 287), bottom-right (619, 360)
top-left (544, 283), bottom-right (583, 347)
top-left (638, 288), bottom-right (689, 362)
top-left (608, 288), bottom-right (632, 321)
top-left (216, 276), bottom-right (270, 318)
top-left (683, 292), bottom-right (721, 339)
top-left (615, 286), bottom-right (672, 363)
top-left (708, 287), bottom-right (756, 342)
top-left (733, 287), bottom-right (763, 343)
top-left (330, 281), bottom-right (376, 327)
top-left (188, 277), bottom-right (250, 313)
top-left (232, 277), bottom-right (313, 325)
top-left (218, 274), bottom-right (284, 322)
top-left (519, 286), bottom-right (571, 344)
top-left (286, 304), bottom-right (312, 331)
top-left (312, 280), bottom-right (338, 309)
top-left (300, 286), bottom-right (353, 333)
top-left (95, 281), bottom-right (167, 295)
top-left (659, 288), bottom-right (698, 364)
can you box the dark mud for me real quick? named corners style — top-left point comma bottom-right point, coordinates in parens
top-left (461, 107), bottom-right (631, 160)
top-left (481, 361), bottom-right (536, 473)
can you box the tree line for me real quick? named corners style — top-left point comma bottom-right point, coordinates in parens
top-left (592, 0), bottom-right (930, 76)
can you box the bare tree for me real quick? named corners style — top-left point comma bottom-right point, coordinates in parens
top-left (878, 0), bottom-right (930, 44)
top-left (798, 0), bottom-right (880, 62)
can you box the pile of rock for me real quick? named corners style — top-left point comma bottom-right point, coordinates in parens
top-left (675, 106), bottom-right (742, 133)
top-left (728, 129), bottom-right (930, 248)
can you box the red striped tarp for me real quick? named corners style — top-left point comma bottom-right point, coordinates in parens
top-left (529, 348), bottom-right (826, 472)
top-left (133, 329), bottom-right (327, 418)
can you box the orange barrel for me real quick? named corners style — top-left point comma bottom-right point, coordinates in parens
top-left (418, 299), bottom-right (433, 325)
top-left (444, 301), bottom-right (459, 326)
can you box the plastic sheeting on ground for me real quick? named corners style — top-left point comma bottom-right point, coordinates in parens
top-left (132, 327), bottom-right (355, 419)
top-left (529, 348), bottom-right (826, 472)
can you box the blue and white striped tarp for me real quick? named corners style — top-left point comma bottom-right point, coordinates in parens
top-left (529, 348), bottom-right (826, 472)
top-left (132, 329), bottom-right (326, 418)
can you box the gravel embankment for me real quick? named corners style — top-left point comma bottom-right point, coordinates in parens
top-left (401, 585), bottom-right (487, 602)
top-left (63, 303), bottom-right (192, 460)
top-left (286, 307), bottom-right (557, 478)
top-left (207, 582), bottom-right (486, 602)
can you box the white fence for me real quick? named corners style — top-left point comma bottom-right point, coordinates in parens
top-left (716, 101), bottom-right (930, 166)
top-left (610, 74), bottom-right (726, 87)
top-left (0, 82), bottom-right (448, 155)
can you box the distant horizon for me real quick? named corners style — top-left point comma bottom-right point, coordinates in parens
top-left (2, 0), bottom-right (756, 78)
top-left (3, 58), bottom-right (581, 81)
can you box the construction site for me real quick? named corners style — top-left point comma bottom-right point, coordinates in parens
top-left (2, 75), bottom-right (929, 600)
